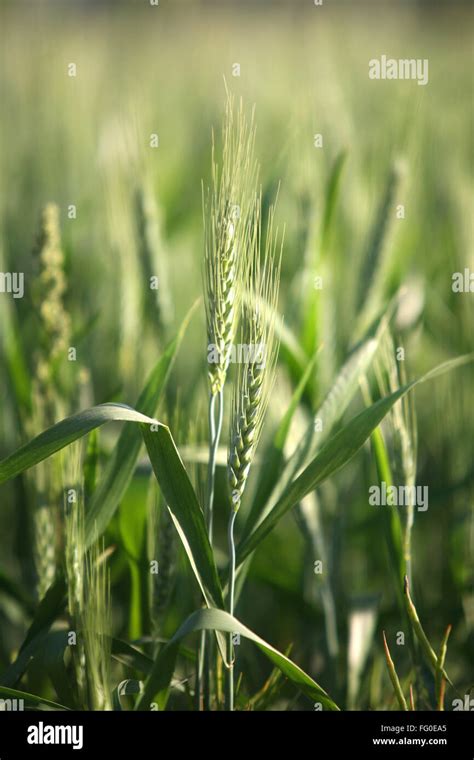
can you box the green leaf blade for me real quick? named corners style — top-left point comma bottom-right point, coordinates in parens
top-left (136, 608), bottom-right (339, 711)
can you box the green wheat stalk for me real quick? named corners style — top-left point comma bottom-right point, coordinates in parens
top-left (382, 630), bottom-right (408, 710)
top-left (199, 92), bottom-right (257, 710)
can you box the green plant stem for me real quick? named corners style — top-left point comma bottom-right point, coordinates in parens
top-left (226, 507), bottom-right (238, 711)
top-left (206, 389), bottom-right (224, 543)
top-left (436, 625), bottom-right (452, 711)
top-left (198, 388), bottom-right (224, 710)
top-left (382, 631), bottom-right (408, 711)
top-left (404, 499), bottom-right (415, 588)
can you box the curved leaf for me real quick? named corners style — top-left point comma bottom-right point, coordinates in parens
top-left (0, 575), bottom-right (67, 687)
top-left (245, 348), bottom-right (320, 537)
top-left (0, 568), bottom-right (35, 616)
top-left (0, 404), bottom-right (157, 487)
top-left (0, 685), bottom-right (69, 711)
top-left (135, 608), bottom-right (339, 711)
top-left (237, 355), bottom-right (473, 565)
top-left (85, 302), bottom-right (197, 545)
top-left (255, 312), bottom-right (390, 533)
top-left (113, 679), bottom-right (143, 711)
top-left (111, 639), bottom-right (154, 675)
top-left (142, 423), bottom-right (224, 611)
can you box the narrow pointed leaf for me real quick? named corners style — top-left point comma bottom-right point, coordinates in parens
top-left (0, 575), bottom-right (67, 687)
top-left (142, 423), bottom-right (224, 611)
top-left (256, 323), bottom-right (386, 531)
top-left (237, 355), bottom-right (473, 565)
top-left (245, 348), bottom-right (319, 536)
top-left (135, 608), bottom-right (339, 711)
top-left (85, 303), bottom-right (197, 545)
top-left (0, 685), bottom-right (69, 711)
top-left (0, 404), bottom-right (157, 487)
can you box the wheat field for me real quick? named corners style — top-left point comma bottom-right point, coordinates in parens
top-left (0, 0), bottom-right (473, 719)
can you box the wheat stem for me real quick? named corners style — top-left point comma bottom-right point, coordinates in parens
top-left (382, 631), bottom-right (408, 711)
top-left (200, 92), bottom-right (257, 711)
top-left (205, 388), bottom-right (224, 544)
top-left (195, 388), bottom-right (225, 710)
top-left (226, 508), bottom-right (238, 710)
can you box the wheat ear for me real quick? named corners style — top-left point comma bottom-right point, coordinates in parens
top-left (29, 203), bottom-right (71, 599)
top-left (204, 94), bottom-right (257, 398)
top-left (199, 94), bottom-right (257, 710)
top-left (83, 535), bottom-right (112, 710)
top-left (63, 444), bottom-right (87, 708)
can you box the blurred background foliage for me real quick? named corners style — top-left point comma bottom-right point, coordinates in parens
top-left (0, 0), bottom-right (472, 709)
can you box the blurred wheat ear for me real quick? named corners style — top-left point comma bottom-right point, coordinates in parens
top-left (83, 536), bottom-right (112, 711)
top-left (28, 202), bottom-right (71, 600)
top-left (203, 94), bottom-right (258, 397)
top-left (63, 443), bottom-right (87, 708)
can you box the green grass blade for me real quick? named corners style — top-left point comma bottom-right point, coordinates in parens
top-left (0, 404), bottom-right (157, 487)
top-left (320, 150), bottom-right (347, 255)
top-left (237, 355), bottom-right (473, 565)
top-left (436, 624), bottom-right (452, 711)
top-left (83, 428), bottom-right (99, 502)
top-left (0, 575), bottom-right (67, 687)
top-left (404, 576), bottom-right (452, 686)
top-left (256, 318), bottom-right (389, 532)
top-left (301, 150), bottom-right (347, 357)
top-left (35, 630), bottom-right (77, 708)
top-left (354, 162), bottom-right (403, 334)
top-left (370, 425), bottom-right (405, 597)
top-left (113, 679), bottom-right (144, 711)
top-left (111, 639), bottom-right (154, 675)
top-left (0, 685), bottom-right (70, 711)
top-left (135, 607), bottom-right (339, 711)
top-left (142, 423), bottom-right (224, 611)
top-left (245, 348), bottom-right (320, 537)
top-left (0, 568), bottom-right (35, 616)
top-left (0, 305), bottom-right (196, 536)
top-left (85, 303), bottom-right (197, 545)
top-left (382, 631), bottom-right (408, 710)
